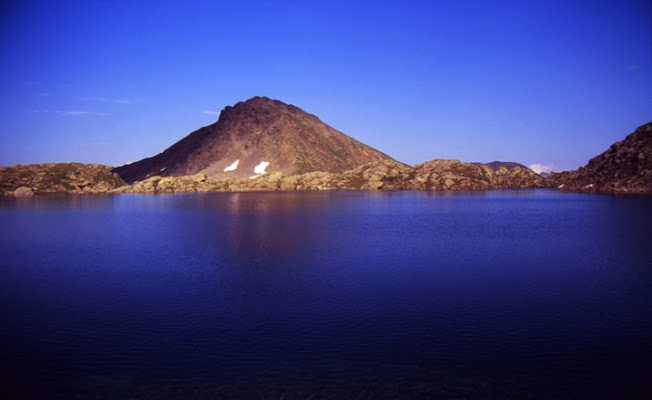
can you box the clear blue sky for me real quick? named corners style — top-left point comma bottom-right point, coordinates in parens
top-left (1, 0), bottom-right (650, 172)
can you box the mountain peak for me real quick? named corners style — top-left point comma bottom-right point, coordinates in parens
top-left (115, 97), bottom-right (392, 183)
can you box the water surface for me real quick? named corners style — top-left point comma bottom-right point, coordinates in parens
top-left (1, 190), bottom-right (651, 399)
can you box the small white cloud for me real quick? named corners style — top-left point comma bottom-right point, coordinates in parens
top-left (62, 111), bottom-right (109, 116)
top-left (202, 110), bottom-right (220, 115)
top-left (529, 163), bottom-right (554, 174)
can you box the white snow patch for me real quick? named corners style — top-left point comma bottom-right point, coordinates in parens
top-left (249, 175), bottom-right (261, 180)
top-left (160, 167), bottom-right (166, 172)
top-left (224, 159), bottom-right (239, 172)
top-left (558, 184), bottom-right (564, 189)
top-left (585, 183), bottom-right (594, 188)
top-left (253, 161), bottom-right (270, 175)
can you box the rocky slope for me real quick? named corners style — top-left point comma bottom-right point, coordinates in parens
top-left (114, 96), bottom-right (393, 183)
top-left (114, 159), bottom-right (545, 194)
top-left (404, 160), bottom-right (544, 190)
top-left (0, 163), bottom-right (126, 196)
top-left (548, 122), bottom-right (652, 195)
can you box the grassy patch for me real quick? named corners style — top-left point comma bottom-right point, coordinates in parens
top-left (93, 173), bottom-right (127, 187)
top-left (325, 144), bottom-right (344, 159)
top-left (344, 175), bottom-right (366, 189)
top-left (49, 163), bottom-right (78, 175)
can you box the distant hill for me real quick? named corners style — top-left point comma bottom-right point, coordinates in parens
top-left (548, 122), bottom-right (652, 195)
top-left (114, 96), bottom-right (394, 184)
top-left (472, 161), bottom-right (529, 171)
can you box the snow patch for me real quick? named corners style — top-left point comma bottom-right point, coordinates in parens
top-left (160, 167), bottom-right (166, 172)
top-left (558, 184), bottom-right (564, 189)
top-left (224, 159), bottom-right (239, 172)
top-left (253, 161), bottom-right (270, 175)
top-left (585, 183), bottom-right (594, 188)
top-left (249, 175), bottom-right (261, 180)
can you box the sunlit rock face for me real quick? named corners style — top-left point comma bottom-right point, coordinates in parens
top-left (113, 96), bottom-right (393, 184)
top-left (110, 158), bottom-right (547, 194)
top-left (547, 122), bottom-right (652, 195)
top-left (398, 159), bottom-right (544, 191)
top-left (0, 163), bottom-right (126, 195)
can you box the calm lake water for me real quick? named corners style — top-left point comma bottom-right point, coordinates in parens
top-left (1, 190), bottom-right (651, 399)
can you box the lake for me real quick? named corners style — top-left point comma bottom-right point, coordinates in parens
top-left (1, 190), bottom-right (651, 399)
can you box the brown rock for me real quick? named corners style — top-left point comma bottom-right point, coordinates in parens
top-left (13, 186), bottom-right (34, 196)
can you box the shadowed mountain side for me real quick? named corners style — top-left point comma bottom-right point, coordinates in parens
top-left (548, 122), bottom-right (652, 195)
top-left (114, 96), bottom-right (394, 183)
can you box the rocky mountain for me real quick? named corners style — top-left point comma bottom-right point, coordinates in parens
top-left (548, 122), bottom-right (652, 195)
top-left (114, 96), bottom-right (393, 184)
top-left (0, 163), bottom-right (126, 196)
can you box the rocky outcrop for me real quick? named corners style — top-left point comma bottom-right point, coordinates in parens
top-left (547, 123), bottom-right (652, 195)
top-left (1, 158), bottom-right (546, 195)
top-left (277, 160), bottom-right (413, 191)
top-left (403, 160), bottom-right (545, 191)
top-left (13, 186), bottom-right (35, 196)
top-left (113, 173), bottom-right (223, 194)
top-left (0, 163), bottom-right (126, 196)
top-left (114, 96), bottom-right (393, 183)
top-left (110, 159), bottom-right (544, 193)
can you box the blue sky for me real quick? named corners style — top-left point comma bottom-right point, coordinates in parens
top-left (1, 0), bottom-right (650, 172)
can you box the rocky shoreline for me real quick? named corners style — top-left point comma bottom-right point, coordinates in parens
top-left (2, 159), bottom-right (547, 196)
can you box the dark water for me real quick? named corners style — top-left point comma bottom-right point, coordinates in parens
top-left (1, 190), bottom-right (651, 399)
